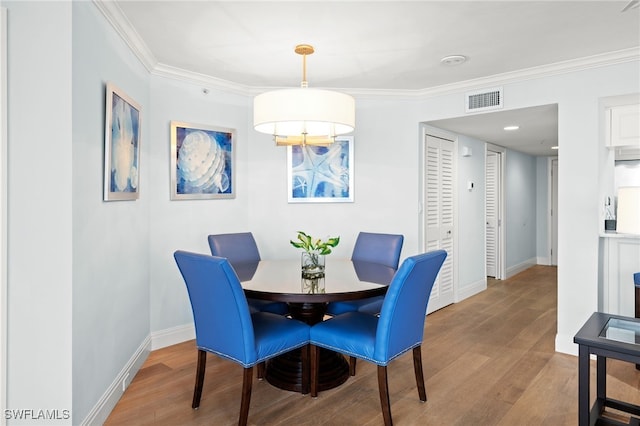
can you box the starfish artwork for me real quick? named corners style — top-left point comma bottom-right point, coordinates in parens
top-left (289, 138), bottom-right (352, 201)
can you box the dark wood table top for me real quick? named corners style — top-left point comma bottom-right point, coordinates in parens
top-left (574, 312), bottom-right (640, 357)
top-left (236, 258), bottom-right (393, 303)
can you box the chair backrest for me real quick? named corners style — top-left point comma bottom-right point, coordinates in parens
top-left (374, 250), bottom-right (447, 363)
top-left (351, 232), bottom-right (404, 270)
top-left (207, 232), bottom-right (261, 267)
top-left (174, 250), bottom-right (257, 366)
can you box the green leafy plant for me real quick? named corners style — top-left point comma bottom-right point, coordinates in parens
top-left (290, 231), bottom-right (340, 255)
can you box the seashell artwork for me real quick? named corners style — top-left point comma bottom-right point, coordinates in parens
top-left (171, 122), bottom-right (235, 200)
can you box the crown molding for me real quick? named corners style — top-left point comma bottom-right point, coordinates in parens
top-left (405, 47), bottom-right (640, 100)
top-left (153, 47), bottom-right (639, 101)
top-left (92, 0), bottom-right (157, 73)
top-left (152, 63), bottom-right (255, 97)
top-left (94, 0), bottom-right (639, 100)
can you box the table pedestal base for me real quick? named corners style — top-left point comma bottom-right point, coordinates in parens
top-left (265, 347), bottom-right (348, 394)
top-left (264, 301), bottom-right (350, 393)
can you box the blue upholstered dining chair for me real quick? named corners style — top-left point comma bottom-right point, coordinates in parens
top-left (208, 232), bottom-right (289, 315)
top-left (174, 251), bottom-right (310, 426)
top-left (326, 232), bottom-right (404, 316)
top-left (310, 250), bottom-right (447, 426)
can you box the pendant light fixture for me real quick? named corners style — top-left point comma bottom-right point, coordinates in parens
top-left (253, 44), bottom-right (355, 146)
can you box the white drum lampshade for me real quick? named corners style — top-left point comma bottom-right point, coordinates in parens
top-left (253, 44), bottom-right (355, 146)
top-left (254, 88), bottom-right (354, 146)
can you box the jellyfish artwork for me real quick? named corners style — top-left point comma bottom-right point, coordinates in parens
top-left (111, 96), bottom-right (138, 192)
top-left (177, 130), bottom-right (230, 194)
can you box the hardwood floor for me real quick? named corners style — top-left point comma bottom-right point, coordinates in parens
top-left (106, 265), bottom-right (640, 425)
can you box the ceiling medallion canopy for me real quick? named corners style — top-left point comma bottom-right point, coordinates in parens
top-left (253, 44), bottom-right (355, 146)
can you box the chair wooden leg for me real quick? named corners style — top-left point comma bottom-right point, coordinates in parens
top-left (257, 361), bottom-right (265, 379)
top-left (239, 367), bottom-right (253, 426)
top-left (412, 346), bottom-right (427, 402)
top-left (310, 345), bottom-right (319, 397)
top-left (349, 356), bottom-right (357, 376)
top-left (192, 350), bottom-right (207, 409)
top-left (377, 365), bottom-right (393, 426)
top-left (301, 345), bottom-right (310, 394)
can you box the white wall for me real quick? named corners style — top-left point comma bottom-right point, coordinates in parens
top-left (536, 157), bottom-right (551, 263)
top-left (414, 62), bottom-right (640, 354)
top-left (148, 76), bottom-right (250, 334)
top-left (455, 135), bottom-right (487, 289)
top-left (5, 1), bottom-right (73, 423)
top-left (71, 2), bottom-right (151, 422)
top-left (248, 98), bottom-right (423, 262)
top-left (504, 150), bottom-right (538, 272)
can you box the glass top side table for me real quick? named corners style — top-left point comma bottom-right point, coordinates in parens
top-left (574, 312), bottom-right (640, 426)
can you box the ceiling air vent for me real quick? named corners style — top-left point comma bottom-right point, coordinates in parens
top-left (465, 87), bottom-right (503, 113)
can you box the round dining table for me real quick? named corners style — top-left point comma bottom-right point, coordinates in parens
top-left (235, 258), bottom-right (394, 394)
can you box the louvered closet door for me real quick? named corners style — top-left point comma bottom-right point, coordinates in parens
top-left (425, 134), bottom-right (455, 313)
top-left (486, 151), bottom-right (498, 277)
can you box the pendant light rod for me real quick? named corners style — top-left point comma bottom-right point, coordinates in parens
top-left (295, 44), bottom-right (314, 88)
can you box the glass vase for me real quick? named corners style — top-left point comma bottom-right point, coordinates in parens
top-left (301, 251), bottom-right (325, 279)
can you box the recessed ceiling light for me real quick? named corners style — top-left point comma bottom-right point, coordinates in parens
top-left (551, 146), bottom-right (559, 150)
top-left (440, 55), bottom-right (467, 66)
top-left (504, 125), bottom-right (520, 131)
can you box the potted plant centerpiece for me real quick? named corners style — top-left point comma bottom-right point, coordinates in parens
top-left (290, 231), bottom-right (340, 279)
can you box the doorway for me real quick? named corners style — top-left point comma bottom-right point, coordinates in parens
top-left (423, 131), bottom-right (455, 313)
top-left (486, 144), bottom-right (505, 279)
top-left (550, 157), bottom-right (558, 265)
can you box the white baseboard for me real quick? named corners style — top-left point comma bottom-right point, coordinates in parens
top-left (536, 256), bottom-right (551, 266)
top-left (506, 257), bottom-right (537, 279)
top-left (81, 335), bottom-right (151, 426)
top-left (456, 277), bottom-right (487, 302)
top-left (555, 332), bottom-right (578, 356)
top-left (151, 323), bottom-right (195, 350)
top-left (82, 324), bottom-right (194, 425)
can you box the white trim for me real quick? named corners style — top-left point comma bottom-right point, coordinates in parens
top-left (82, 323), bottom-right (194, 425)
top-left (151, 323), bottom-right (195, 350)
top-left (537, 256), bottom-right (551, 266)
top-left (486, 144), bottom-right (506, 280)
top-left (555, 333), bottom-right (578, 356)
top-left (0, 8), bottom-right (7, 426)
top-left (152, 63), bottom-right (254, 97)
top-left (419, 125), bottom-right (458, 314)
top-left (92, 0), bottom-right (639, 100)
top-left (92, 0), bottom-right (156, 72)
top-left (80, 336), bottom-right (151, 426)
top-left (505, 257), bottom-right (538, 279)
top-left (548, 157), bottom-right (559, 266)
top-left (161, 47), bottom-right (640, 100)
top-left (456, 278), bottom-right (487, 303)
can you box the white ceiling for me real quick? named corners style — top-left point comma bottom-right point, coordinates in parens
top-left (108, 0), bottom-right (640, 156)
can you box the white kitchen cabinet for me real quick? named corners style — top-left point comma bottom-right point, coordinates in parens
top-left (599, 234), bottom-right (640, 317)
top-left (607, 104), bottom-right (640, 148)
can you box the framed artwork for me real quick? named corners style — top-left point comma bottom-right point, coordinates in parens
top-left (170, 121), bottom-right (236, 200)
top-left (287, 136), bottom-right (354, 203)
top-left (104, 82), bottom-right (141, 201)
